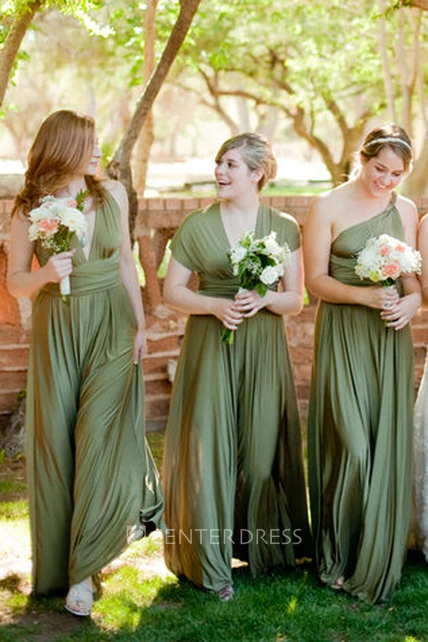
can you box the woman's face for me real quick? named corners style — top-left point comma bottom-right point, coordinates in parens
top-left (84, 136), bottom-right (102, 176)
top-left (360, 146), bottom-right (406, 197)
top-left (215, 148), bottom-right (260, 199)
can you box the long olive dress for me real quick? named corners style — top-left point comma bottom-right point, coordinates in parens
top-left (26, 190), bottom-right (164, 597)
top-left (308, 201), bottom-right (414, 603)
top-left (163, 202), bottom-right (312, 593)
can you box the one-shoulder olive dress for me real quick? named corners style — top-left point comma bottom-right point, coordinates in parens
top-left (26, 190), bottom-right (164, 596)
top-left (163, 202), bottom-right (312, 593)
top-left (308, 201), bottom-right (414, 603)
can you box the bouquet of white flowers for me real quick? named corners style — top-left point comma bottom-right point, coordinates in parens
top-left (222, 230), bottom-right (290, 344)
top-left (28, 191), bottom-right (88, 301)
top-left (355, 233), bottom-right (421, 287)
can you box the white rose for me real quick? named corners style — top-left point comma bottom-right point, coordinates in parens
top-left (260, 266), bottom-right (279, 286)
top-left (59, 207), bottom-right (88, 238)
top-left (263, 233), bottom-right (279, 255)
top-left (29, 206), bottom-right (57, 223)
top-left (230, 245), bottom-right (248, 265)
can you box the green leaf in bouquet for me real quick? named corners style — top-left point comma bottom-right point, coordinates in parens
top-left (255, 282), bottom-right (268, 297)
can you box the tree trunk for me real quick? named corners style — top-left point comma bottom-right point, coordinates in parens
top-left (106, 0), bottom-right (203, 233)
top-left (409, 0), bottom-right (428, 9)
top-left (377, 0), bottom-right (397, 122)
top-left (0, 0), bottom-right (45, 108)
top-left (403, 132), bottom-right (428, 197)
top-left (236, 95), bottom-right (251, 131)
top-left (257, 105), bottom-right (279, 140)
top-left (134, 0), bottom-right (158, 195)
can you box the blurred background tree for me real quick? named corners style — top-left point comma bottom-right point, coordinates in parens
top-left (2, 0), bottom-right (428, 199)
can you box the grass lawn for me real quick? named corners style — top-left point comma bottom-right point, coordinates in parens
top-left (163, 183), bottom-right (328, 199)
top-left (1, 436), bottom-right (428, 642)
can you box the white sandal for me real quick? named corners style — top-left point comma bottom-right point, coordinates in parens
top-left (65, 577), bottom-right (93, 616)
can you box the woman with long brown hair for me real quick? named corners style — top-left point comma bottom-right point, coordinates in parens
top-left (7, 110), bottom-right (164, 616)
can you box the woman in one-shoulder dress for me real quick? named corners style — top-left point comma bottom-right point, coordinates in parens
top-left (163, 133), bottom-right (311, 601)
top-left (7, 110), bottom-right (164, 616)
top-left (304, 124), bottom-right (420, 603)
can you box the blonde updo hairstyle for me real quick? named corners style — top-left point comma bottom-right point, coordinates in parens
top-left (359, 124), bottom-right (413, 172)
top-left (12, 109), bottom-right (105, 218)
top-left (215, 132), bottom-right (277, 191)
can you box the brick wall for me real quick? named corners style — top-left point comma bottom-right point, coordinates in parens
top-left (2, 195), bottom-right (428, 433)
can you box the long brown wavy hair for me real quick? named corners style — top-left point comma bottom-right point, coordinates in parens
top-left (12, 110), bottom-right (106, 218)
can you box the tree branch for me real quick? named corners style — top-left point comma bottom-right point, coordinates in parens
top-left (106, 0), bottom-right (202, 230)
top-left (0, 0), bottom-right (45, 108)
top-left (108, 0), bottom-right (202, 173)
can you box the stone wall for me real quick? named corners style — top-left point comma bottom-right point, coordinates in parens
top-left (2, 195), bottom-right (428, 434)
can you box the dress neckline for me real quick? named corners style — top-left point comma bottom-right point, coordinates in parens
top-left (217, 201), bottom-right (263, 249)
top-left (331, 195), bottom-right (397, 247)
top-left (76, 199), bottom-right (101, 263)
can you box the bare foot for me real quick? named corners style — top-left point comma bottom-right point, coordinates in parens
top-left (331, 576), bottom-right (345, 590)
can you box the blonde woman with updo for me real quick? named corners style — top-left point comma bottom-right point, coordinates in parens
top-left (162, 133), bottom-right (312, 601)
top-left (7, 110), bottom-right (164, 616)
top-left (304, 124), bottom-right (420, 603)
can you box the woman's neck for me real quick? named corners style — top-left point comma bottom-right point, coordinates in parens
top-left (220, 192), bottom-right (260, 221)
top-left (59, 177), bottom-right (88, 199)
top-left (353, 174), bottom-right (394, 207)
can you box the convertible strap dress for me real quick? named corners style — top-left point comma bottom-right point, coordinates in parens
top-left (308, 200), bottom-right (414, 603)
top-left (413, 340), bottom-right (428, 560)
top-left (163, 202), bottom-right (312, 593)
top-left (26, 190), bottom-right (164, 596)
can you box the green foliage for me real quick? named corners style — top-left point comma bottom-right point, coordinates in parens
top-left (0, 499), bottom-right (29, 520)
top-left (0, 480), bottom-right (27, 494)
top-left (88, 0), bottom-right (182, 87)
top-left (181, 0), bottom-right (384, 113)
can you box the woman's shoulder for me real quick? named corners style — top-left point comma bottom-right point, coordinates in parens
top-left (266, 207), bottom-right (301, 250)
top-left (99, 180), bottom-right (128, 216)
top-left (306, 182), bottom-right (351, 222)
top-left (395, 192), bottom-right (418, 220)
top-left (102, 179), bottom-right (125, 200)
top-left (180, 202), bottom-right (219, 228)
top-left (268, 207), bottom-right (300, 232)
top-left (269, 207), bottom-right (298, 224)
top-left (420, 211), bottom-right (428, 230)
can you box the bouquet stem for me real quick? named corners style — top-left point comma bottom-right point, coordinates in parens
top-left (221, 328), bottom-right (235, 344)
top-left (60, 275), bottom-right (70, 304)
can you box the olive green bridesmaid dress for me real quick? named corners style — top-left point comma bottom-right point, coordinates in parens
top-left (308, 201), bottom-right (414, 603)
top-left (26, 190), bottom-right (164, 596)
top-left (163, 202), bottom-right (312, 593)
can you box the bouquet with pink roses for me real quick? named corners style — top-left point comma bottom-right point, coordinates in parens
top-left (355, 233), bottom-right (421, 287)
top-left (28, 191), bottom-right (88, 301)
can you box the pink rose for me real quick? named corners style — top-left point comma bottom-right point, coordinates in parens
top-left (381, 262), bottom-right (401, 280)
top-left (39, 219), bottom-right (59, 235)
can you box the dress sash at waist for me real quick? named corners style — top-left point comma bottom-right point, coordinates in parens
top-left (199, 283), bottom-right (278, 299)
top-left (41, 256), bottom-right (121, 297)
top-left (329, 254), bottom-right (368, 286)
